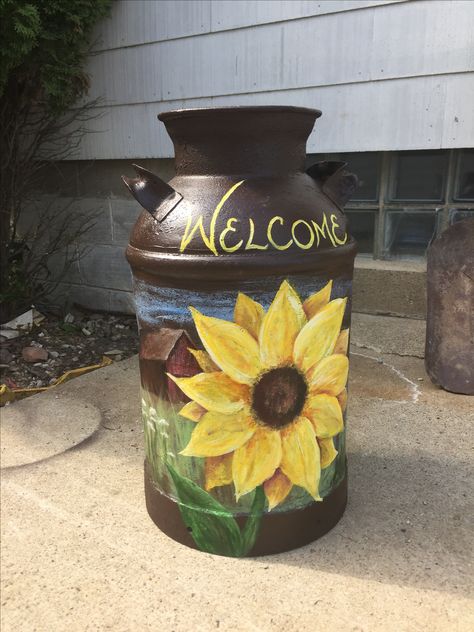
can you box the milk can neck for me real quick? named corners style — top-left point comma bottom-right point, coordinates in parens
top-left (172, 136), bottom-right (307, 176)
top-left (159, 106), bottom-right (320, 177)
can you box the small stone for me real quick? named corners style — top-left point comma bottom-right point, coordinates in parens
top-left (104, 349), bottom-right (123, 357)
top-left (82, 328), bottom-right (92, 336)
top-left (30, 340), bottom-right (43, 348)
top-left (49, 351), bottom-right (59, 358)
top-left (0, 348), bottom-right (13, 364)
top-left (64, 313), bottom-right (75, 323)
top-left (22, 346), bottom-right (48, 363)
top-left (72, 356), bottom-right (79, 362)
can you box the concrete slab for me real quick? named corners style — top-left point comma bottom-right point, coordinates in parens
top-left (0, 394), bottom-right (101, 468)
top-left (1, 318), bottom-right (473, 632)
top-left (353, 257), bottom-right (426, 319)
top-left (351, 312), bottom-right (426, 359)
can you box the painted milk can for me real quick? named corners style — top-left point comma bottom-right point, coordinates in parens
top-left (123, 106), bottom-right (358, 556)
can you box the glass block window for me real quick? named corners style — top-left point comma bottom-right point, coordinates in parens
top-left (448, 208), bottom-right (474, 224)
top-left (306, 148), bottom-right (471, 260)
top-left (454, 150), bottom-right (474, 200)
top-left (340, 153), bottom-right (380, 201)
top-left (344, 211), bottom-right (376, 254)
top-left (389, 151), bottom-right (448, 201)
top-left (385, 211), bottom-right (437, 257)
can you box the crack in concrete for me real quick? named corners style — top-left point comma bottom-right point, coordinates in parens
top-left (351, 341), bottom-right (424, 360)
top-left (351, 350), bottom-right (422, 403)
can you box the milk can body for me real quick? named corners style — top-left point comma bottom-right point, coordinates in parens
top-left (124, 106), bottom-right (358, 556)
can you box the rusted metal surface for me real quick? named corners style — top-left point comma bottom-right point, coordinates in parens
top-left (425, 219), bottom-right (474, 395)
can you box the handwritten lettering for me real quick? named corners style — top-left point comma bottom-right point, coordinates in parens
top-left (219, 218), bottom-right (243, 253)
top-left (267, 216), bottom-right (293, 250)
top-left (180, 180), bottom-right (348, 256)
top-left (245, 218), bottom-right (268, 251)
top-left (291, 219), bottom-right (315, 250)
top-left (180, 180), bottom-right (245, 255)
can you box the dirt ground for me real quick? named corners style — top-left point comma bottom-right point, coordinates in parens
top-left (0, 308), bottom-right (139, 390)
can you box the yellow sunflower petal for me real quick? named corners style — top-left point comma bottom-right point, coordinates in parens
top-left (190, 307), bottom-right (261, 385)
top-left (337, 388), bottom-right (348, 413)
top-left (188, 348), bottom-right (219, 372)
top-left (181, 410), bottom-right (255, 457)
top-left (263, 469), bottom-right (292, 510)
top-left (303, 280), bottom-right (333, 319)
top-left (280, 416), bottom-right (321, 500)
top-left (304, 393), bottom-right (344, 439)
top-left (334, 329), bottom-right (349, 355)
top-left (318, 437), bottom-right (338, 469)
top-left (259, 280), bottom-right (306, 368)
top-left (167, 371), bottom-right (249, 414)
top-left (179, 400), bottom-right (206, 422)
top-left (234, 293), bottom-right (265, 339)
top-left (205, 453), bottom-right (233, 490)
top-left (232, 428), bottom-right (282, 499)
top-left (293, 297), bottom-right (347, 373)
top-left (307, 354), bottom-right (349, 397)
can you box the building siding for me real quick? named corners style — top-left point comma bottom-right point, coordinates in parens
top-left (77, 0), bottom-right (474, 158)
top-left (34, 1), bottom-right (472, 314)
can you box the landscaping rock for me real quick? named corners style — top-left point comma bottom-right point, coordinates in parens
top-left (22, 347), bottom-right (48, 363)
top-left (1, 311), bottom-right (138, 389)
top-left (0, 348), bottom-right (13, 364)
top-left (104, 349), bottom-right (123, 357)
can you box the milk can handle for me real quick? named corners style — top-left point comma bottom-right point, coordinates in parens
top-left (306, 160), bottom-right (359, 209)
top-left (122, 164), bottom-right (183, 223)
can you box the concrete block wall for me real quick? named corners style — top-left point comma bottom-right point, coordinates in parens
top-left (28, 159), bottom-right (174, 313)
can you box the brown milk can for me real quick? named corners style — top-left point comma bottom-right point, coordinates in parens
top-left (124, 106), bottom-right (358, 556)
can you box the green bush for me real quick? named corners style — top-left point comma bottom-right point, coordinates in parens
top-left (0, 0), bottom-right (111, 110)
top-left (0, 0), bottom-right (112, 319)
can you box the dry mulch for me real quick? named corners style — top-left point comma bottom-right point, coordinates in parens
top-left (0, 308), bottom-right (139, 390)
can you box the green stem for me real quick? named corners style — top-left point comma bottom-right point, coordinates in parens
top-left (239, 486), bottom-right (266, 556)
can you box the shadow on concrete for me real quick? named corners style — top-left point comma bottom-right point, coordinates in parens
top-left (264, 450), bottom-right (472, 597)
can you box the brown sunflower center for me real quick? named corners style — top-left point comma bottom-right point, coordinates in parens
top-left (252, 367), bottom-right (307, 429)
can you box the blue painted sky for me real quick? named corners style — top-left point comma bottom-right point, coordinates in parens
top-left (134, 275), bottom-right (352, 329)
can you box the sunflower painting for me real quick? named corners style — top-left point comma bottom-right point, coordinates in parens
top-left (169, 280), bottom-right (348, 502)
top-left (140, 277), bottom-right (350, 556)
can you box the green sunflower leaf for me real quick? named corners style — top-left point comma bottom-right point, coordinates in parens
top-left (319, 460), bottom-right (336, 498)
top-left (166, 462), bottom-right (243, 557)
top-left (333, 431), bottom-right (346, 487)
top-left (240, 486), bottom-right (266, 556)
